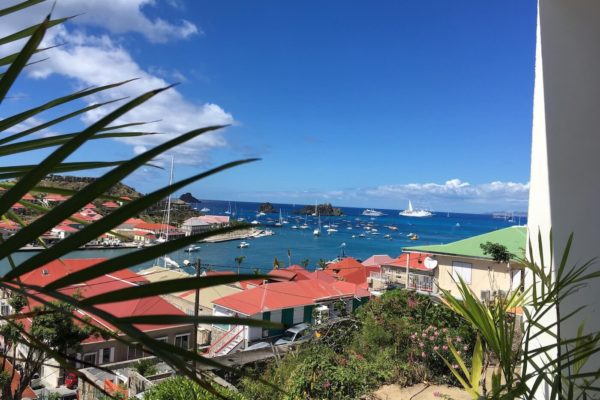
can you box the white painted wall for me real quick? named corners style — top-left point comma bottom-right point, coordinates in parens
top-left (528, 0), bottom-right (600, 397)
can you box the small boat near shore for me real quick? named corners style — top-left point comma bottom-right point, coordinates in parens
top-left (185, 245), bottom-right (200, 252)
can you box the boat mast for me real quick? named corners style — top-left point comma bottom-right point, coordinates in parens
top-left (164, 155), bottom-right (174, 269)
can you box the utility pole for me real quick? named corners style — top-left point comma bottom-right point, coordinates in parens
top-left (192, 258), bottom-right (201, 373)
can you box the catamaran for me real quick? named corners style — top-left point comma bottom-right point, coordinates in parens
top-left (399, 200), bottom-right (432, 218)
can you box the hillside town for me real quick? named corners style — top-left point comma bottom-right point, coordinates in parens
top-left (0, 223), bottom-right (526, 399)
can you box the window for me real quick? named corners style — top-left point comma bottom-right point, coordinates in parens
top-left (155, 336), bottom-right (169, 343)
top-left (127, 344), bottom-right (144, 360)
top-left (452, 261), bottom-right (472, 284)
top-left (481, 290), bottom-right (491, 302)
top-left (100, 348), bottom-right (112, 364)
top-left (82, 352), bottom-right (97, 366)
top-left (0, 304), bottom-right (10, 316)
top-left (175, 334), bottom-right (190, 349)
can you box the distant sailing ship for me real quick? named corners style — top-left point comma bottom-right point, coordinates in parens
top-left (399, 200), bottom-right (432, 218)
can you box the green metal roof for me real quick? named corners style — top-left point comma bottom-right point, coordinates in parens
top-left (403, 226), bottom-right (527, 261)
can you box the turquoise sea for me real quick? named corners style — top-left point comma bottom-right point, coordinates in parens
top-left (1, 201), bottom-right (526, 275)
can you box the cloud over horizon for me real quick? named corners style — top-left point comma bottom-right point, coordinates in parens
top-left (240, 179), bottom-right (530, 212)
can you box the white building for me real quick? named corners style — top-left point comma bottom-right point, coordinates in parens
top-left (527, 1), bottom-right (600, 397)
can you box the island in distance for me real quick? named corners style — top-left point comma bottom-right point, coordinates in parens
top-left (179, 192), bottom-right (202, 204)
top-left (295, 203), bottom-right (343, 216)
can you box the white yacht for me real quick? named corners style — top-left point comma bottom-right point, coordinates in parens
top-left (200, 207), bottom-right (210, 212)
top-left (185, 245), bottom-right (200, 252)
top-left (399, 200), bottom-right (433, 218)
top-left (313, 213), bottom-right (321, 236)
top-left (362, 209), bottom-right (383, 217)
top-left (237, 241), bottom-right (249, 248)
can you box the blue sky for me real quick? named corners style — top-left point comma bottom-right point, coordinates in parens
top-left (2, 0), bottom-right (537, 212)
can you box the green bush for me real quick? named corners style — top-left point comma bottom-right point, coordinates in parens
top-left (143, 376), bottom-right (244, 400)
top-left (239, 289), bottom-right (477, 399)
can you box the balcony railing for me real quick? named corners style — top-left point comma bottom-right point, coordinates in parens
top-left (407, 274), bottom-right (436, 292)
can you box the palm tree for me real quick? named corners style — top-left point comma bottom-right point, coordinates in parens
top-left (234, 256), bottom-right (246, 275)
top-left (273, 257), bottom-right (281, 270)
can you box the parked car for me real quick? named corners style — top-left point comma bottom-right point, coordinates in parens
top-left (274, 323), bottom-right (314, 346)
top-left (30, 373), bottom-right (43, 389)
top-left (65, 372), bottom-right (78, 389)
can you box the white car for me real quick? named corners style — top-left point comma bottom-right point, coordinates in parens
top-left (244, 323), bottom-right (314, 351)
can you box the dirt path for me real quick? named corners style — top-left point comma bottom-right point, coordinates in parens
top-left (372, 383), bottom-right (471, 400)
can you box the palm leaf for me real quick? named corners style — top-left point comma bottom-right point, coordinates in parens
top-left (0, 84), bottom-right (172, 218)
top-left (0, 79), bottom-right (135, 136)
top-left (0, 13), bottom-right (49, 103)
top-left (0, 0), bottom-right (45, 17)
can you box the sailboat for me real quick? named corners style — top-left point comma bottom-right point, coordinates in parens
top-left (225, 201), bottom-right (232, 215)
top-left (275, 209), bottom-right (283, 227)
top-left (399, 200), bottom-right (433, 218)
top-left (299, 215), bottom-right (309, 229)
top-left (313, 213), bottom-right (321, 236)
top-left (311, 201), bottom-right (318, 216)
top-left (154, 156), bottom-right (181, 270)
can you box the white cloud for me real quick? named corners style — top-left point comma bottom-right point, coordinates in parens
top-left (243, 179), bottom-right (530, 212)
top-left (51, 0), bottom-right (199, 43)
top-left (0, 2), bottom-right (234, 166)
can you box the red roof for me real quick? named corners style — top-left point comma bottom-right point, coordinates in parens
top-left (83, 203), bottom-right (96, 209)
top-left (44, 194), bottom-right (68, 202)
top-left (0, 220), bottom-right (19, 230)
top-left (72, 212), bottom-right (101, 222)
top-left (10, 203), bottom-right (25, 209)
top-left (133, 222), bottom-right (178, 232)
top-left (22, 193), bottom-right (35, 201)
top-left (385, 253), bottom-right (434, 271)
top-left (17, 259), bottom-right (189, 341)
top-left (1, 357), bottom-right (37, 399)
top-left (102, 201), bottom-right (120, 208)
top-left (213, 279), bottom-right (370, 316)
top-left (361, 254), bottom-right (394, 267)
top-left (323, 257), bottom-right (377, 285)
top-left (53, 224), bottom-right (78, 232)
top-left (120, 196), bottom-right (133, 201)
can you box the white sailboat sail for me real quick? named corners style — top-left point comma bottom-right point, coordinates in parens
top-left (399, 200), bottom-right (432, 218)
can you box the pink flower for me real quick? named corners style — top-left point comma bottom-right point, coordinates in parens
top-left (429, 336), bottom-right (435, 341)
top-left (443, 328), bottom-right (448, 333)
top-left (434, 331), bottom-right (440, 336)
top-left (421, 352), bottom-right (426, 358)
top-left (456, 336), bottom-right (462, 343)
top-left (419, 342), bottom-right (424, 348)
top-left (433, 346), bottom-right (439, 351)
top-left (463, 345), bottom-right (468, 351)
top-left (443, 345), bottom-right (448, 350)
top-left (457, 350), bottom-right (462, 355)
top-left (452, 364), bottom-right (459, 369)
top-left (422, 332), bottom-right (427, 337)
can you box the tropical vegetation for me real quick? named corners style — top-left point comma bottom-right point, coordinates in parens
top-left (442, 234), bottom-right (600, 399)
top-left (0, 1), bottom-right (274, 398)
top-left (239, 290), bottom-right (476, 400)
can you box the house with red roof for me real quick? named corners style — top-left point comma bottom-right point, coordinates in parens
top-left (101, 201), bottom-right (120, 209)
top-left (376, 253), bottom-right (436, 293)
top-left (0, 357), bottom-right (38, 399)
top-left (132, 222), bottom-right (185, 241)
top-left (0, 259), bottom-right (193, 389)
top-left (323, 257), bottom-right (380, 289)
top-left (181, 215), bottom-right (230, 236)
top-left (209, 279), bottom-right (370, 355)
top-left (43, 193), bottom-right (69, 204)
